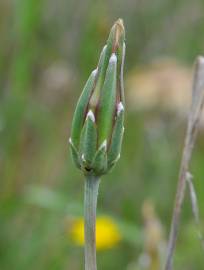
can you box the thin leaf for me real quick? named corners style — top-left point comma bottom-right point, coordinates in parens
top-left (97, 54), bottom-right (117, 145)
top-left (71, 69), bottom-right (97, 148)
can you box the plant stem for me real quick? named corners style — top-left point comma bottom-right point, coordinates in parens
top-left (165, 56), bottom-right (204, 270)
top-left (84, 175), bottom-right (100, 270)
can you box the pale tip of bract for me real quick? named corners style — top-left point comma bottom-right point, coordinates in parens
top-left (109, 53), bottom-right (117, 64)
top-left (116, 154), bottom-right (121, 161)
top-left (102, 45), bottom-right (107, 53)
top-left (81, 154), bottom-right (86, 162)
top-left (115, 18), bottom-right (124, 32)
top-left (86, 110), bottom-right (95, 122)
top-left (92, 68), bottom-right (98, 76)
top-left (69, 137), bottom-right (73, 145)
top-left (99, 140), bottom-right (107, 150)
top-left (197, 55), bottom-right (204, 65)
top-left (117, 102), bottom-right (124, 116)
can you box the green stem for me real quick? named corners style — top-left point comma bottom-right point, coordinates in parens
top-left (84, 175), bottom-right (100, 270)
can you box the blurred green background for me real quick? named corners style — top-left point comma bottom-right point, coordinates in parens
top-left (1, 0), bottom-right (204, 269)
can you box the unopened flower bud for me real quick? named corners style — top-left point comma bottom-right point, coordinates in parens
top-left (69, 19), bottom-right (126, 176)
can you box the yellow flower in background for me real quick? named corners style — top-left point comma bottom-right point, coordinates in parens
top-left (70, 216), bottom-right (121, 250)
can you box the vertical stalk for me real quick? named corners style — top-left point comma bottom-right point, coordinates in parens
top-left (84, 175), bottom-right (100, 270)
top-left (165, 56), bottom-right (204, 270)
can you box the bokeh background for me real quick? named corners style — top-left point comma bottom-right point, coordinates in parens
top-left (1, 0), bottom-right (204, 269)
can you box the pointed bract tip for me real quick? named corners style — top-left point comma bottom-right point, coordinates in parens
top-left (69, 137), bottom-right (73, 145)
top-left (100, 140), bottom-right (107, 150)
top-left (115, 18), bottom-right (124, 27)
top-left (81, 154), bottom-right (86, 162)
top-left (92, 68), bottom-right (98, 76)
top-left (110, 53), bottom-right (117, 63)
top-left (117, 102), bottom-right (124, 115)
top-left (102, 45), bottom-right (107, 52)
top-left (86, 110), bottom-right (95, 122)
top-left (113, 18), bottom-right (125, 46)
top-left (114, 18), bottom-right (125, 35)
top-left (197, 55), bottom-right (204, 66)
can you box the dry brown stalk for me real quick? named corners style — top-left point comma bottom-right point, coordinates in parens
top-left (165, 56), bottom-right (204, 270)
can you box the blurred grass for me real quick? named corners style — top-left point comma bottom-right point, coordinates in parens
top-left (1, 0), bottom-right (204, 269)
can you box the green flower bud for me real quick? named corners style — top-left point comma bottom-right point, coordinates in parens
top-left (69, 19), bottom-right (126, 176)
